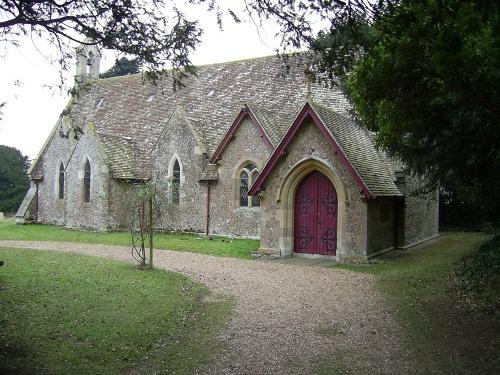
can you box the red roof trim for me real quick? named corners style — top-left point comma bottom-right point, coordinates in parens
top-left (210, 105), bottom-right (274, 163)
top-left (249, 102), bottom-right (374, 199)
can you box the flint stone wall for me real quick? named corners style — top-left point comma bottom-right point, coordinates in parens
top-left (258, 119), bottom-right (375, 261)
top-left (209, 118), bottom-right (273, 237)
top-left (151, 109), bottom-right (208, 233)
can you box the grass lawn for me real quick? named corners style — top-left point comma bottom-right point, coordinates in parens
top-left (0, 219), bottom-right (259, 259)
top-left (0, 247), bottom-right (232, 374)
top-left (331, 232), bottom-right (500, 374)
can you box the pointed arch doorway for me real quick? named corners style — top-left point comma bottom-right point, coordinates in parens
top-left (294, 171), bottom-right (338, 255)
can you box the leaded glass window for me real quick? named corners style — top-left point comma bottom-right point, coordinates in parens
top-left (172, 159), bottom-right (180, 204)
top-left (58, 162), bottom-right (65, 199)
top-left (239, 163), bottom-right (260, 208)
top-left (83, 159), bottom-right (91, 202)
top-left (239, 171), bottom-right (249, 206)
top-left (251, 170), bottom-right (260, 207)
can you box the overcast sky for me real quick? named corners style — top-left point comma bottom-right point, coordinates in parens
top-left (0, 4), bottom-right (283, 159)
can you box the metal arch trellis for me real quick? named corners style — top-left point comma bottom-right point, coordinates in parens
top-left (130, 185), bottom-right (163, 267)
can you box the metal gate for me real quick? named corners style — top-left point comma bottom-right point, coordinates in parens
top-left (294, 171), bottom-right (338, 255)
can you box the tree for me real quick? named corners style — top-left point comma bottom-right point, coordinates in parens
top-left (0, 0), bottom-right (204, 86)
top-left (0, 145), bottom-right (29, 214)
top-left (128, 176), bottom-right (173, 269)
top-left (2, 0), bottom-right (498, 223)
top-left (0, 1), bottom-right (373, 86)
top-left (341, 1), bottom-right (500, 225)
top-left (99, 57), bottom-right (140, 79)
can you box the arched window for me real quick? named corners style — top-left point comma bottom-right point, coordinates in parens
top-left (58, 162), bottom-right (65, 199)
top-left (239, 163), bottom-right (260, 207)
top-left (172, 159), bottom-right (180, 204)
top-left (83, 159), bottom-right (91, 202)
top-left (239, 170), bottom-right (249, 206)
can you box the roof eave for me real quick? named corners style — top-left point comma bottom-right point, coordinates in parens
top-left (209, 105), bottom-right (274, 163)
top-left (249, 101), bottom-right (374, 199)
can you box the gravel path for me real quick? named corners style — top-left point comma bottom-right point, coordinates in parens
top-left (0, 241), bottom-right (414, 374)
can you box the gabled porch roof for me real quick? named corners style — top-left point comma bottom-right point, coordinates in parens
top-left (249, 101), bottom-right (403, 199)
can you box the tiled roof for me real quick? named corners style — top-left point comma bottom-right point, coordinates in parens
top-left (246, 104), bottom-right (289, 146)
top-left (310, 102), bottom-right (402, 197)
top-left (97, 133), bottom-right (151, 179)
top-left (65, 55), bottom-right (351, 179)
top-left (199, 163), bottom-right (219, 182)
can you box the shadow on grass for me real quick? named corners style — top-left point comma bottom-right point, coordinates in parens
top-left (328, 232), bottom-right (499, 374)
top-left (0, 248), bottom-right (232, 375)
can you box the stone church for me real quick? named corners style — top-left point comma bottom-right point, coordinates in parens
top-left (17, 45), bottom-right (439, 261)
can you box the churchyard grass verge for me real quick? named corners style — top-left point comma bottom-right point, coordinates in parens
top-left (0, 247), bottom-right (232, 374)
top-left (0, 219), bottom-right (258, 259)
top-left (328, 232), bottom-right (499, 373)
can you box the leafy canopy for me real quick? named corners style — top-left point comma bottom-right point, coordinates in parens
top-left (99, 57), bottom-right (140, 79)
top-left (0, 0), bottom-right (204, 86)
top-left (0, 145), bottom-right (29, 214)
top-left (343, 1), bottom-right (500, 223)
top-left (0, 1), bottom-right (374, 85)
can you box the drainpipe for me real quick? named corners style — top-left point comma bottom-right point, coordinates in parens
top-left (206, 184), bottom-right (211, 235)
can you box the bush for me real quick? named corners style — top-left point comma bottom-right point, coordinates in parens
top-left (453, 234), bottom-right (500, 315)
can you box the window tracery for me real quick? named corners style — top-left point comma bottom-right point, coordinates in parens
top-left (239, 163), bottom-right (260, 207)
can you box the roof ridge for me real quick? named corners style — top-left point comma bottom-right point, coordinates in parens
top-left (97, 54), bottom-right (288, 83)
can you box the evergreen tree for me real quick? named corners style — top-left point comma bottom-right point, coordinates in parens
top-left (100, 57), bottom-right (140, 79)
top-left (0, 145), bottom-right (30, 214)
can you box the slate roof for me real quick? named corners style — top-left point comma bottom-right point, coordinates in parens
top-left (199, 163), bottom-right (219, 182)
top-left (249, 101), bottom-right (402, 198)
top-left (310, 102), bottom-right (402, 197)
top-left (63, 55), bottom-right (351, 179)
top-left (97, 133), bottom-right (151, 179)
top-left (246, 103), bottom-right (291, 146)
top-left (55, 54), bottom-right (401, 197)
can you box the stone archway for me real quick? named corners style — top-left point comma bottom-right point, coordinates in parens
top-left (276, 158), bottom-right (346, 259)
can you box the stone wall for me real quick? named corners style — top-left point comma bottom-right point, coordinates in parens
top-left (258, 119), bottom-right (369, 260)
top-left (107, 179), bottom-right (141, 230)
top-left (151, 109), bottom-right (208, 233)
top-left (402, 174), bottom-right (440, 247)
top-left (34, 121), bottom-right (111, 231)
top-left (35, 123), bottom-right (74, 226)
top-left (367, 198), bottom-right (397, 255)
top-left (63, 123), bottom-right (110, 231)
top-left (209, 118), bottom-right (273, 237)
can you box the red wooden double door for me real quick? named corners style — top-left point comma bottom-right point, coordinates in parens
top-left (294, 171), bottom-right (338, 255)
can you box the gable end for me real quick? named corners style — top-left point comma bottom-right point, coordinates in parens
top-left (249, 102), bottom-right (374, 199)
top-left (210, 105), bottom-right (274, 163)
